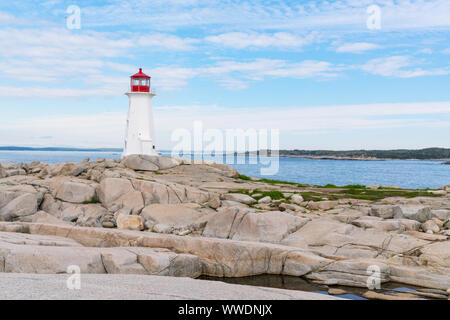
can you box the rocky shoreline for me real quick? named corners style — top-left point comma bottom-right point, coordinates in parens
top-left (0, 156), bottom-right (449, 299)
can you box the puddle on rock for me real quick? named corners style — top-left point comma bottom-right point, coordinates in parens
top-left (199, 275), bottom-right (447, 300)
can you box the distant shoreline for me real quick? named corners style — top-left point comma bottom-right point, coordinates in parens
top-left (279, 155), bottom-right (450, 161)
top-left (235, 147), bottom-right (450, 162)
top-left (1, 146), bottom-right (450, 162)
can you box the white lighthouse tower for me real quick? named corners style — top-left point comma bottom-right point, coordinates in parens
top-left (123, 68), bottom-right (158, 157)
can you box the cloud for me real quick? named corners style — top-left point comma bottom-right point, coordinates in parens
top-left (148, 66), bottom-right (199, 91)
top-left (155, 101), bottom-right (450, 132)
top-left (2, 101), bottom-right (449, 148)
top-left (0, 28), bottom-right (132, 60)
top-left (336, 42), bottom-right (381, 53)
top-left (0, 11), bottom-right (17, 24)
top-left (203, 59), bottom-right (337, 82)
top-left (205, 32), bottom-right (316, 49)
top-left (417, 48), bottom-right (433, 55)
top-left (442, 48), bottom-right (450, 54)
top-left (360, 56), bottom-right (450, 78)
top-left (0, 86), bottom-right (119, 98)
top-left (77, 0), bottom-right (450, 31)
top-left (138, 34), bottom-right (200, 51)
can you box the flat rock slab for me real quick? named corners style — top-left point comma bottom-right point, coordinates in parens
top-left (0, 273), bottom-right (342, 300)
top-left (0, 231), bottom-right (82, 247)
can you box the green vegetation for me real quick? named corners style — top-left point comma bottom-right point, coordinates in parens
top-left (337, 188), bottom-right (441, 201)
top-left (343, 184), bottom-right (366, 189)
top-left (135, 177), bottom-right (156, 182)
top-left (82, 196), bottom-right (100, 204)
top-left (321, 184), bottom-right (338, 188)
top-left (228, 189), bottom-right (251, 195)
top-left (278, 147), bottom-right (450, 160)
top-left (319, 184), bottom-right (365, 189)
top-left (300, 192), bottom-right (327, 202)
top-left (258, 178), bottom-right (309, 187)
top-left (230, 176), bottom-right (445, 203)
top-left (254, 190), bottom-right (285, 200)
top-left (237, 174), bottom-right (310, 187)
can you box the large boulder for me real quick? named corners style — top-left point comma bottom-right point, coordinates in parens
top-left (290, 194), bottom-right (304, 204)
top-left (369, 205), bottom-right (402, 219)
top-left (100, 249), bottom-right (147, 275)
top-left (0, 162), bottom-right (19, 169)
top-left (123, 155), bottom-right (181, 171)
top-left (388, 264), bottom-right (450, 290)
top-left (419, 241), bottom-right (450, 268)
top-left (281, 218), bottom-right (429, 258)
top-left (116, 214), bottom-right (144, 231)
top-left (132, 248), bottom-right (202, 278)
top-left (39, 162), bottom-right (76, 177)
top-left (0, 162), bottom-right (26, 177)
top-left (30, 211), bottom-right (71, 225)
top-left (97, 178), bottom-right (144, 214)
top-left (307, 201), bottom-right (338, 211)
top-left (75, 204), bottom-right (109, 227)
top-left (431, 209), bottom-right (450, 221)
top-left (0, 167), bottom-right (7, 178)
top-left (140, 203), bottom-right (210, 233)
top-left (221, 193), bottom-right (255, 205)
top-left (0, 243), bottom-right (106, 274)
top-left (55, 180), bottom-right (96, 204)
top-left (203, 207), bottom-right (249, 239)
top-left (101, 247), bottom-right (202, 278)
top-left (352, 218), bottom-right (420, 232)
top-left (397, 205), bottom-right (432, 223)
top-left (306, 259), bottom-right (391, 287)
top-left (204, 208), bottom-right (309, 243)
top-left (132, 180), bottom-right (181, 205)
top-left (0, 193), bottom-right (38, 221)
top-left (231, 211), bottom-right (309, 243)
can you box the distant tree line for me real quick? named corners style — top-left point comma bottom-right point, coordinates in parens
top-left (276, 148), bottom-right (450, 160)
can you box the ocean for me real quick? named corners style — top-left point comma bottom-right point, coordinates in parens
top-left (0, 150), bottom-right (449, 189)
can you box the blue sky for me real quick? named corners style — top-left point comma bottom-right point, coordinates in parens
top-left (0, 0), bottom-right (449, 149)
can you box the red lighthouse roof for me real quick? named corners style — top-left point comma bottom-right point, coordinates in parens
top-left (130, 68), bottom-right (151, 92)
top-left (131, 68), bottom-right (150, 79)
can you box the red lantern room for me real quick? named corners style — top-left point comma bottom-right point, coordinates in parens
top-left (130, 68), bottom-right (151, 92)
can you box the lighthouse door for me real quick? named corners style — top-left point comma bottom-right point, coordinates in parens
top-left (140, 139), bottom-right (154, 155)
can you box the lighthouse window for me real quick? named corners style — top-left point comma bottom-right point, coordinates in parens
top-left (133, 79), bottom-right (140, 85)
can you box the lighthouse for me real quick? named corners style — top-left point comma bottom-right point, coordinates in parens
top-left (123, 68), bottom-right (158, 157)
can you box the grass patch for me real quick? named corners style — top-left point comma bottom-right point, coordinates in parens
top-left (83, 196), bottom-right (100, 204)
top-left (319, 184), bottom-right (366, 189)
top-left (251, 190), bottom-right (285, 200)
top-left (321, 184), bottom-right (338, 188)
top-left (337, 188), bottom-right (441, 201)
top-left (237, 174), bottom-right (251, 181)
top-left (343, 184), bottom-right (366, 189)
top-left (300, 193), bottom-right (325, 202)
top-left (135, 177), bottom-right (156, 182)
top-left (228, 189), bottom-right (251, 195)
top-left (258, 178), bottom-right (308, 187)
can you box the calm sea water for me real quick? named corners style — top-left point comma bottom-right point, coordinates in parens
top-left (1, 150), bottom-right (449, 189)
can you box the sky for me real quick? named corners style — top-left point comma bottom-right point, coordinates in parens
top-left (0, 0), bottom-right (449, 150)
